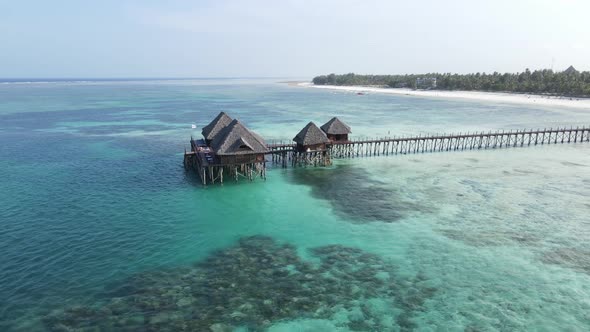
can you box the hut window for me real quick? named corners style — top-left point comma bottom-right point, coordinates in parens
top-left (238, 144), bottom-right (253, 151)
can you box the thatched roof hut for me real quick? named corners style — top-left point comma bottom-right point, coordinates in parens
top-left (202, 112), bottom-right (233, 142)
top-left (321, 117), bottom-right (351, 142)
top-left (293, 122), bottom-right (331, 146)
top-left (210, 119), bottom-right (269, 156)
top-left (321, 117), bottom-right (351, 135)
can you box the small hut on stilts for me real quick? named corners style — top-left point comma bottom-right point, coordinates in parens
top-left (321, 117), bottom-right (352, 158)
top-left (292, 122), bottom-right (332, 166)
top-left (321, 117), bottom-right (352, 142)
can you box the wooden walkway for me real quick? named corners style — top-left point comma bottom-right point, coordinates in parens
top-left (268, 126), bottom-right (590, 159)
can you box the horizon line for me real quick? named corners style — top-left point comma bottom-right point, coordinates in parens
top-left (0, 76), bottom-right (310, 81)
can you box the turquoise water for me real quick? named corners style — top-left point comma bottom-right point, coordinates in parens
top-left (1, 79), bottom-right (590, 331)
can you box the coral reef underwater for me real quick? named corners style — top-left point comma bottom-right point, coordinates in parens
top-left (43, 236), bottom-right (436, 331)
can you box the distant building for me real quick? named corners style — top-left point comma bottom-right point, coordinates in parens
top-left (564, 65), bottom-right (579, 75)
top-left (321, 117), bottom-right (352, 142)
top-left (416, 77), bottom-right (437, 89)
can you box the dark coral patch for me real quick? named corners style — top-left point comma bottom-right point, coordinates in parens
top-left (43, 236), bottom-right (436, 331)
top-left (289, 165), bottom-right (428, 223)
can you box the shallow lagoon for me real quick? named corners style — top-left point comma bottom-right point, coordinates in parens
top-left (1, 79), bottom-right (590, 331)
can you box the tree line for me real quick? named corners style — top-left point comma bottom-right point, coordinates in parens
top-left (312, 69), bottom-right (590, 97)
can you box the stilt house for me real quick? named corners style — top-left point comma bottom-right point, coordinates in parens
top-left (185, 112), bottom-right (269, 185)
top-left (209, 119), bottom-right (269, 164)
top-left (321, 117), bottom-right (352, 142)
top-left (293, 122), bottom-right (331, 152)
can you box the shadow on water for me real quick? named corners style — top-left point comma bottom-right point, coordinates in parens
top-left (542, 247), bottom-right (590, 275)
top-left (41, 236), bottom-right (436, 331)
top-left (439, 229), bottom-right (542, 247)
top-left (286, 164), bottom-right (429, 223)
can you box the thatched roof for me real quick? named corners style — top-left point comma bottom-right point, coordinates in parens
top-left (321, 117), bottom-right (351, 135)
top-left (293, 122), bottom-right (331, 146)
top-left (564, 65), bottom-right (579, 75)
top-left (210, 119), bottom-right (269, 155)
top-left (202, 112), bottom-right (233, 141)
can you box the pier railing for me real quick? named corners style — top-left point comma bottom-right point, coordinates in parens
top-left (267, 126), bottom-right (590, 158)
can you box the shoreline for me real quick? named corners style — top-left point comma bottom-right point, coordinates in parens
top-left (297, 83), bottom-right (590, 110)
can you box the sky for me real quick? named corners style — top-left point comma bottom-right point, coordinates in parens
top-left (1, 0), bottom-right (589, 78)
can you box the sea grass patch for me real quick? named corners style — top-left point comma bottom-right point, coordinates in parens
top-left (289, 165), bottom-right (429, 223)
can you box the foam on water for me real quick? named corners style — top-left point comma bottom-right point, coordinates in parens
top-left (1, 80), bottom-right (590, 331)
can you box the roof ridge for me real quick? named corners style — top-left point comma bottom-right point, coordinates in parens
top-left (202, 111), bottom-right (233, 140)
top-left (210, 118), bottom-right (268, 155)
top-left (321, 117), bottom-right (352, 135)
top-left (294, 121), bottom-right (330, 145)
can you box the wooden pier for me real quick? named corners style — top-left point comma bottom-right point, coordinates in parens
top-left (268, 126), bottom-right (590, 163)
top-left (185, 112), bottom-right (589, 186)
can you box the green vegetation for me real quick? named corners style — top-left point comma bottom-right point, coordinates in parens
top-left (312, 68), bottom-right (590, 97)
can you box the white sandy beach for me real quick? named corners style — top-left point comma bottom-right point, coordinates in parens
top-left (298, 82), bottom-right (590, 110)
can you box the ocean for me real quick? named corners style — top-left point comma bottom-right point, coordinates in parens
top-left (1, 78), bottom-right (589, 331)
